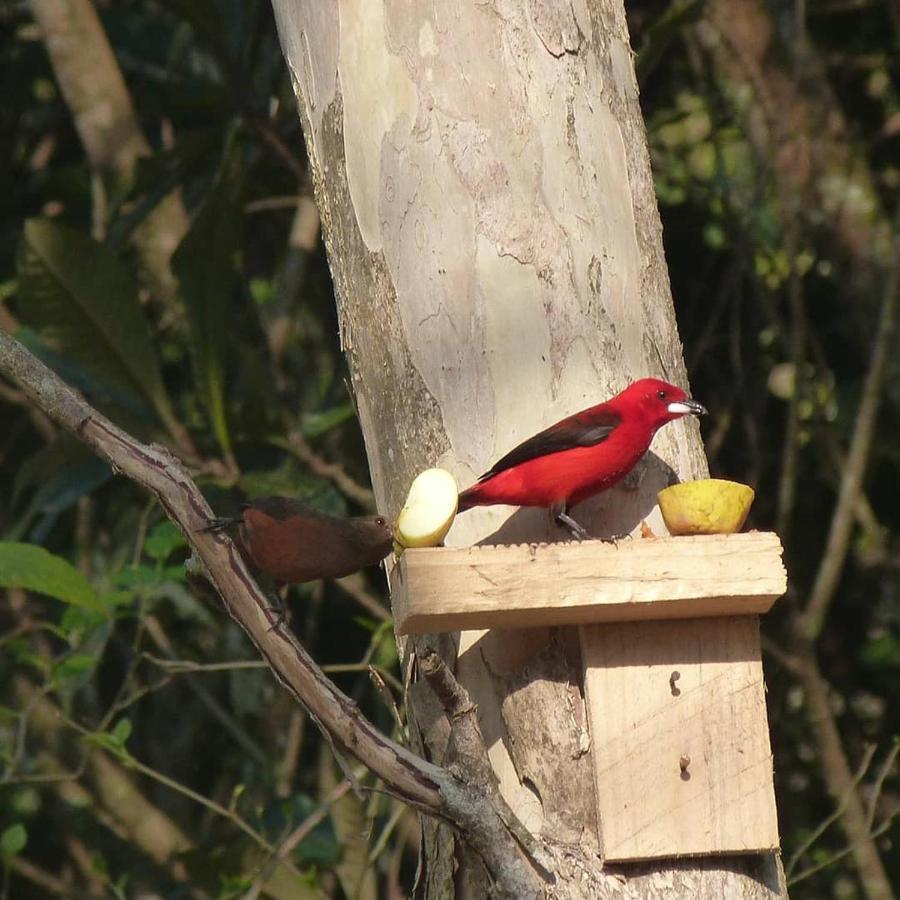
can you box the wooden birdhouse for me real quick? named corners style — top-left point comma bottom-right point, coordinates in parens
top-left (390, 532), bottom-right (786, 861)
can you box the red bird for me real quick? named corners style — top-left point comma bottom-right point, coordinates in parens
top-left (458, 377), bottom-right (706, 538)
top-left (201, 497), bottom-right (393, 586)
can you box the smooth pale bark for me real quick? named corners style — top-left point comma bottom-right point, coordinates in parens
top-left (272, 1), bottom-right (785, 896)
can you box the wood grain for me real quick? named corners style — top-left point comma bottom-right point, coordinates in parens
top-left (580, 616), bottom-right (780, 860)
top-left (391, 533), bottom-right (785, 635)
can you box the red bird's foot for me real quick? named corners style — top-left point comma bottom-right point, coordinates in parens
top-left (554, 510), bottom-right (590, 541)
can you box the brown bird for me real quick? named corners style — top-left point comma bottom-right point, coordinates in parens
top-left (201, 497), bottom-right (393, 586)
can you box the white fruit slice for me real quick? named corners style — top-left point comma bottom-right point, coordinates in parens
top-left (395, 468), bottom-right (459, 548)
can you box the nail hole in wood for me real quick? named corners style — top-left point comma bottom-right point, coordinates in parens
top-left (669, 670), bottom-right (681, 696)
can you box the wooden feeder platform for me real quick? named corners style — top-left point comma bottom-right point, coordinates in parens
top-left (389, 532), bottom-right (787, 862)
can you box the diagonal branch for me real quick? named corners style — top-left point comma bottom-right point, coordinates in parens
top-left (800, 209), bottom-right (900, 641)
top-left (0, 328), bottom-right (545, 900)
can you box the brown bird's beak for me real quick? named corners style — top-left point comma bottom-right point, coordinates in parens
top-left (667, 398), bottom-right (707, 417)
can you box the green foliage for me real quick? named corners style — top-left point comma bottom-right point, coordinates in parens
top-left (0, 824), bottom-right (27, 860)
top-left (143, 520), bottom-right (187, 563)
top-left (1, 0), bottom-right (898, 896)
top-left (17, 219), bottom-right (175, 426)
top-left (173, 131), bottom-right (245, 456)
top-left (0, 6), bottom-right (395, 896)
top-left (0, 542), bottom-right (100, 610)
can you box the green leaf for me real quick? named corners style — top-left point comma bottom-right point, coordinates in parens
top-left (282, 796), bottom-right (340, 866)
top-left (174, 132), bottom-right (244, 456)
top-left (0, 542), bottom-right (100, 610)
top-left (53, 653), bottom-right (101, 683)
top-left (82, 721), bottom-right (133, 760)
top-left (115, 565), bottom-right (161, 588)
top-left (110, 718), bottom-right (132, 747)
top-left (301, 403), bottom-right (355, 439)
top-left (144, 520), bottom-right (187, 563)
top-left (0, 824), bottom-right (27, 859)
top-left (16, 219), bottom-right (175, 428)
top-left (6, 436), bottom-right (111, 544)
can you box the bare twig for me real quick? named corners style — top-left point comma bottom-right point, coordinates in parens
top-left (245, 196), bottom-right (302, 214)
top-left (61, 712), bottom-right (307, 882)
top-left (763, 640), bottom-right (893, 897)
top-left (0, 329), bottom-right (545, 900)
top-left (275, 708), bottom-right (306, 799)
top-left (9, 856), bottom-right (69, 897)
top-left (800, 213), bottom-right (900, 639)
top-left (794, 654), bottom-right (893, 898)
top-left (277, 431), bottom-right (377, 511)
top-left (785, 743), bottom-right (876, 878)
top-left (418, 648), bottom-right (550, 878)
top-left (865, 741), bottom-right (900, 831)
top-left (775, 226), bottom-right (807, 540)
top-left (335, 572), bottom-right (392, 622)
top-left (788, 817), bottom-right (896, 887)
top-left (369, 666), bottom-right (407, 742)
top-left (142, 616), bottom-right (269, 765)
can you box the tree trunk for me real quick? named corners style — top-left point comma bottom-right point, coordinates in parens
top-left (272, 1), bottom-right (786, 896)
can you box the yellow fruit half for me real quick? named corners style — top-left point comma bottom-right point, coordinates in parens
top-left (395, 468), bottom-right (459, 548)
top-left (658, 479), bottom-right (755, 536)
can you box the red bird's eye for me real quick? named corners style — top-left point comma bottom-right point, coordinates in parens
top-left (656, 389), bottom-right (667, 400)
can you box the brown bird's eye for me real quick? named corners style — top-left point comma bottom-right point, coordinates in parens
top-left (657, 389), bottom-right (667, 400)
top-left (375, 516), bottom-right (386, 526)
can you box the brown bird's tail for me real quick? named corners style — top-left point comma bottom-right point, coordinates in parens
top-left (197, 515), bottom-right (242, 534)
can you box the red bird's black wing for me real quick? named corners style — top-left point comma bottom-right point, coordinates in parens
top-left (478, 408), bottom-right (622, 481)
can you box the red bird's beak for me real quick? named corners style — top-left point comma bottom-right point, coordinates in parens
top-left (667, 398), bottom-right (707, 417)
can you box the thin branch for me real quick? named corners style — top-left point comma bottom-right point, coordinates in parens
top-left (245, 195), bottom-right (302, 214)
top-left (62, 712), bottom-right (307, 883)
top-left (865, 741), bottom-right (900, 832)
top-left (275, 708), bottom-right (305, 799)
top-left (800, 207), bottom-right (900, 641)
top-left (775, 225), bottom-right (807, 540)
top-left (141, 654), bottom-right (403, 696)
top-left (785, 743), bottom-right (876, 878)
top-left (369, 666), bottom-right (407, 742)
top-left (794, 653), bottom-right (894, 898)
top-left (418, 648), bottom-right (551, 880)
top-left (763, 638), bottom-right (893, 897)
top-left (142, 616), bottom-right (269, 766)
top-left (277, 431), bottom-right (377, 511)
top-left (0, 329), bottom-right (545, 900)
top-left (368, 801), bottom-right (407, 866)
top-left (788, 816), bottom-right (896, 887)
top-left (335, 572), bottom-right (392, 622)
top-left (9, 856), bottom-right (69, 897)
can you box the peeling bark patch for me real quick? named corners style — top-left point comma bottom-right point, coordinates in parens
top-left (530, 0), bottom-right (583, 57)
top-left (310, 93), bottom-right (450, 518)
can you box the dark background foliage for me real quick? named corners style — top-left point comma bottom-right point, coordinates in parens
top-left (0, 0), bottom-right (897, 896)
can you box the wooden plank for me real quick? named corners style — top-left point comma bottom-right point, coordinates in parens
top-left (391, 533), bottom-right (785, 635)
top-left (580, 616), bottom-right (780, 860)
